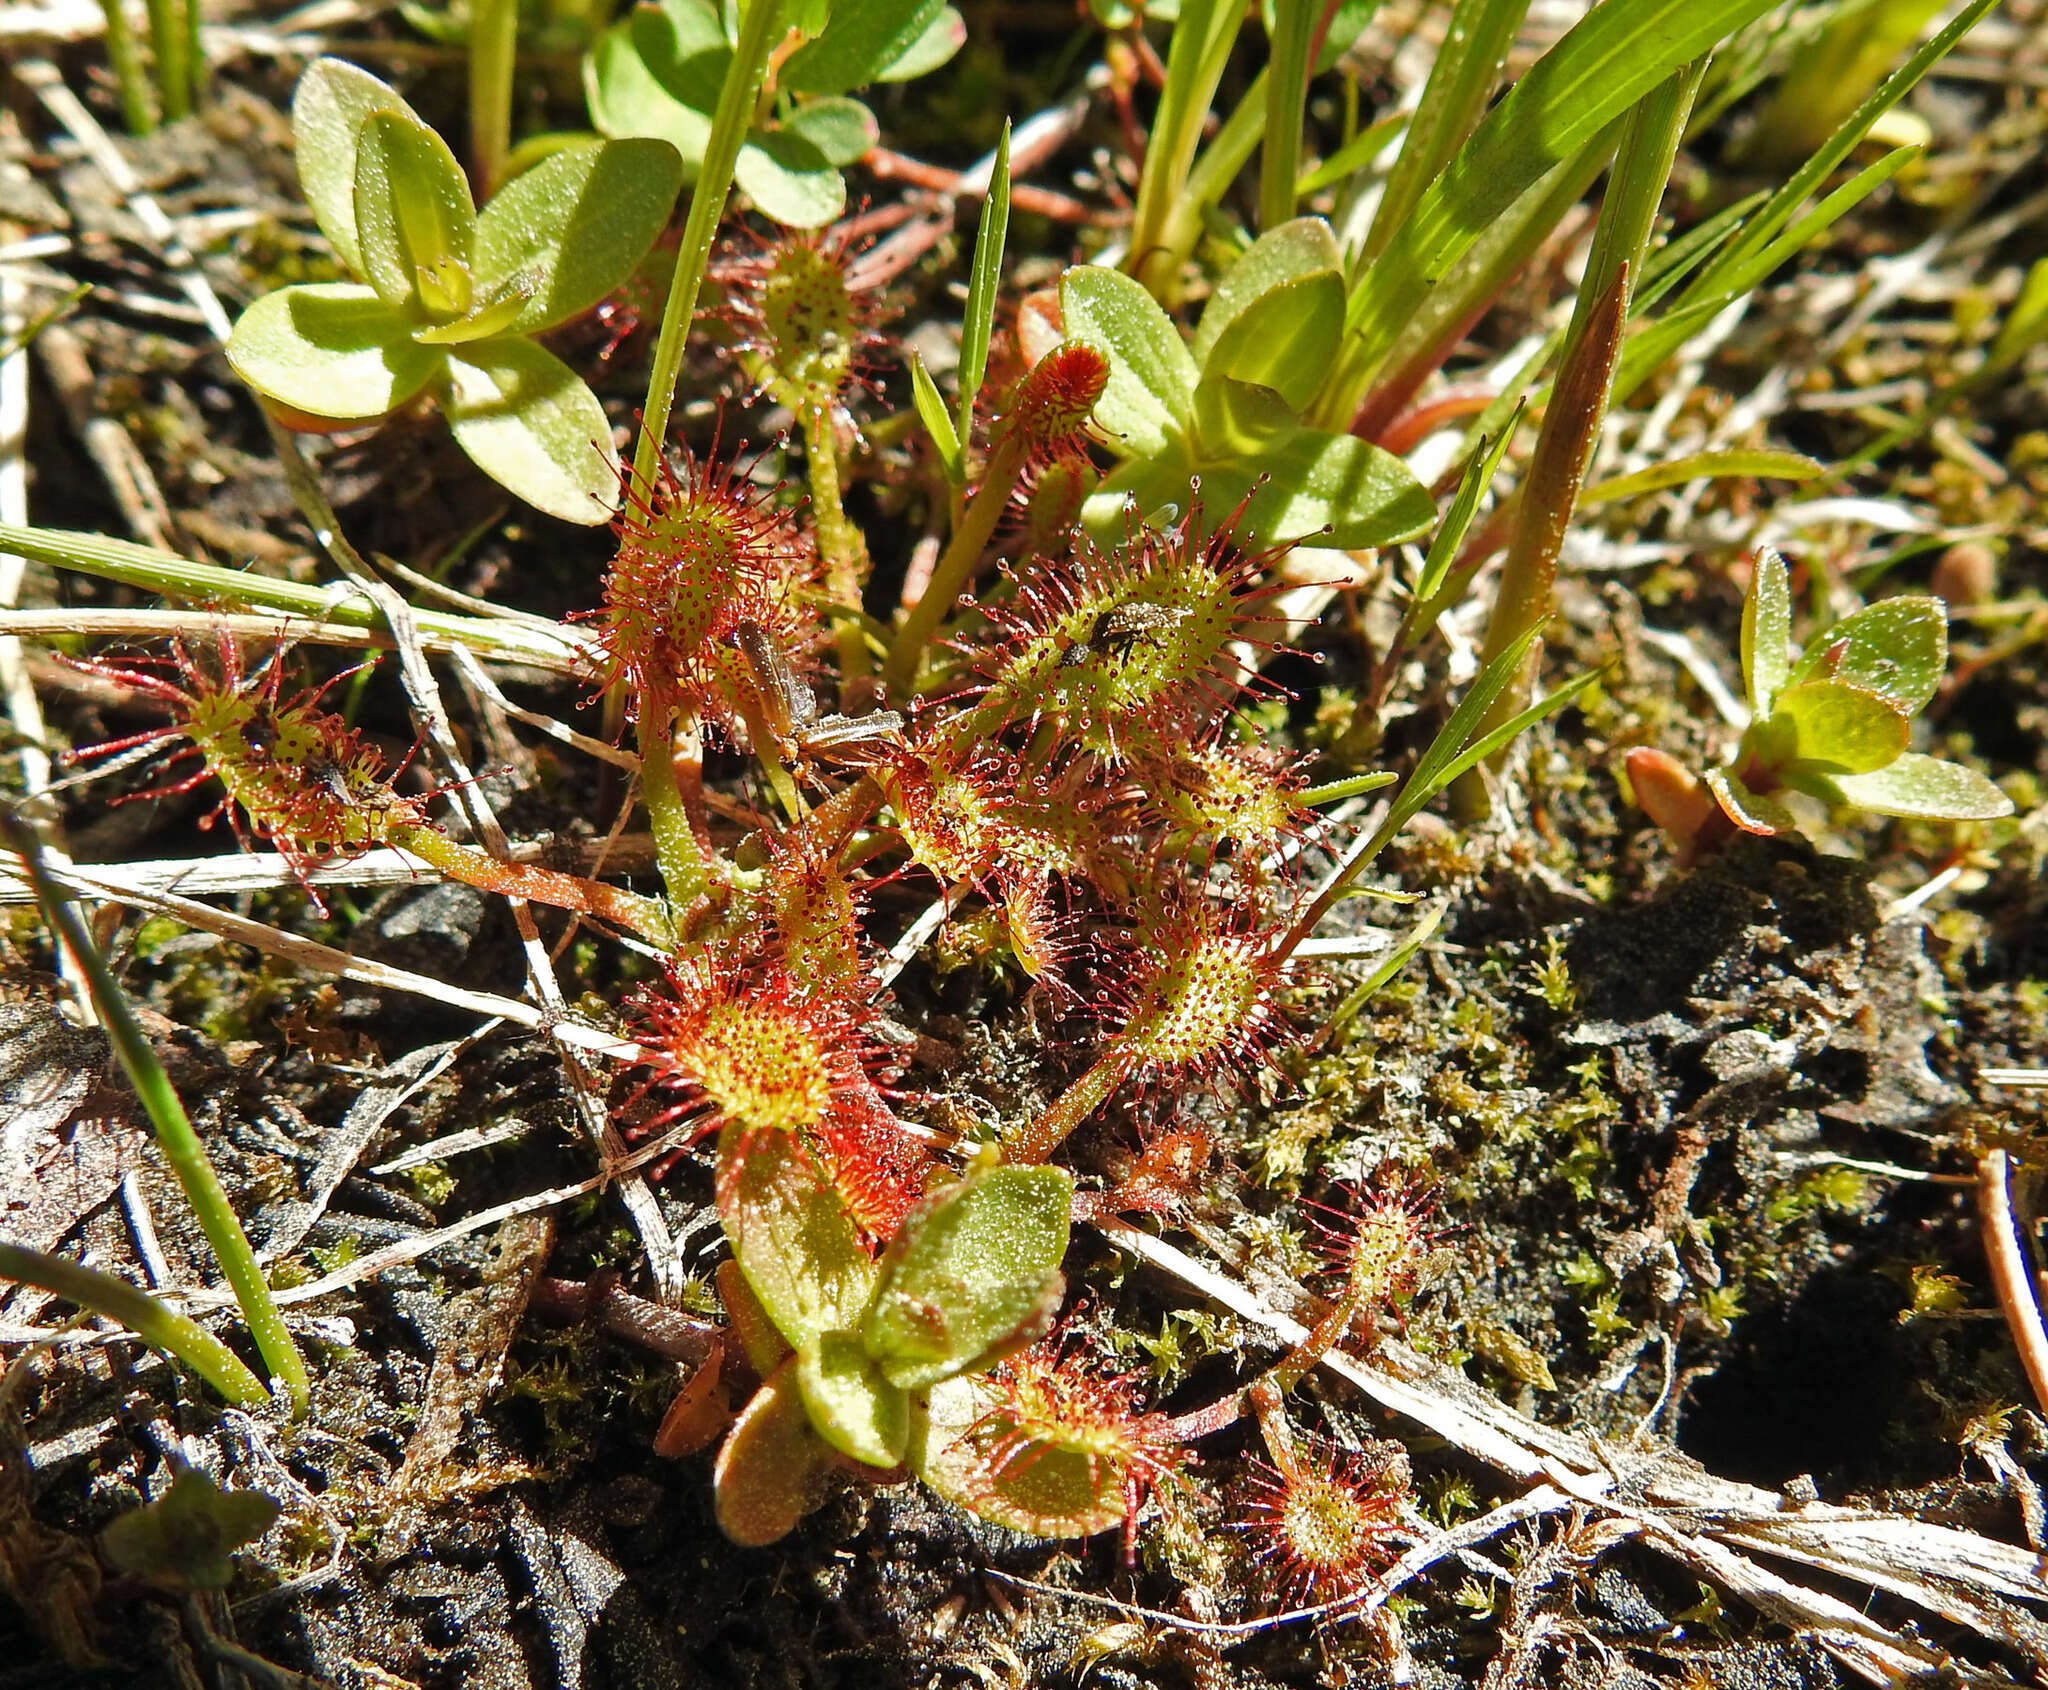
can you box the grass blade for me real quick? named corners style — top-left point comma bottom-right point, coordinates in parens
top-left (2, 812), bottom-right (310, 1415)
top-left (1260, 0), bottom-right (1319, 231)
top-left (957, 120), bottom-right (1009, 444)
top-left (1329, 0), bottom-right (1777, 413)
top-left (0, 1242), bottom-right (268, 1408)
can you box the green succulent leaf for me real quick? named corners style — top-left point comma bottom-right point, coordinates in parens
top-left (713, 1358), bottom-right (839, 1546)
top-left (292, 57), bottom-right (416, 276)
top-left (782, 0), bottom-right (945, 96)
top-left (797, 1329), bottom-right (911, 1466)
top-left (1786, 594), bottom-right (1947, 716)
top-left (633, 0), bottom-right (733, 105)
top-left (227, 283), bottom-right (444, 421)
top-left (864, 1162), bottom-right (1072, 1390)
top-left (410, 269), bottom-right (542, 344)
top-left (1199, 272), bottom-right (1344, 414)
top-left (716, 1123), bottom-right (881, 1354)
top-left (1192, 217), bottom-right (1342, 369)
top-left (100, 1469), bottom-right (280, 1592)
top-left (1704, 765), bottom-right (1799, 837)
top-left (1199, 412), bottom-right (1437, 549)
top-left (1060, 265), bottom-right (1196, 458)
top-left (471, 137), bottom-right (683, 334)
top-left (783, 96), bottom-right (881, 167)
top-left (735, 127), bottom-right (846, 227)
top-left (1742, 545), bottom-right (1793, 719)
top-left (875, 3), bottom-right (964, 79)
top-left (1767, 679), bottom-right (1911, 776)
top-left (585, 16), bottom-right (715, 165)
top-left (351, 111), bottom-right (478, 317)
top-left (440, 338), bottom-right (621, 523)
top-left (1824, 753), bottom-right (2014, 822)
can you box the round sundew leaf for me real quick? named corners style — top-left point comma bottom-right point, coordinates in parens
top-left (864, 1163), bottom-right (1072, 1390)
top-left (908, 1375), bottom-right (1129, 1540)
top-left (715, 1122), bottom-right (880, 1355)
top-left (226, 283), bottom-right (443, 421)
top-left (1821, 753), bottom-right (2014, 821)
top-left (783, 96), bottom-right (880, 168)
top-left (781, 0), bottom-right (944, 96)
top-left (471, 137), bottom-right (683, 334)
top-left (351, 111), bottom-right (478, 316)
top-left (1191, 216), bottom-right (1342, 370)
top-left (1769, 679), bottom-right (1911, 775)
top-left (440, 338), bottom-right (620, 523)
top-left (1785, 594), bottom-right (1947, 715)
top-left (1060, 265), bottom-right (1197, 459)
top-left (874, 4), bottom-right (964, 80)
top-left (796, 1329), bottom-right (911, 1467)
top-left (292, 57), bottom-right (416, 276)
top-left (734, 128), bottom-right (845, 228)
top-left (713, 1359), bottom-right (840, 1546)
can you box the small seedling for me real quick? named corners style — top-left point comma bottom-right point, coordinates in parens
top-left (586, 0), bottom-right (962, 228)
top-left (1629, 548), bottom-right (2012, 859)
top-left (226, 58), bottom-right (682, 523)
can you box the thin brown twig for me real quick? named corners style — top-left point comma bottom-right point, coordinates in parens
top-left (1978, 1148), bottom-right (2048, 1414)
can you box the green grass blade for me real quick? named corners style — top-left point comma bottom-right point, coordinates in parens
top-left (1125, 0), bottom-right (1244, 298)
top-left (2, 813), bottom-right (309, 1415)
top-left (1681, 0), bottom-right (1995, 300)
top-left (957, 120), bottom-right (1009, 444)
top-left (1614, 144), bottom-right (1920, 406)
top-left (0, 521), bottom-right (583, 671)
top-left (631, 0), bottom-right (788, 494)
top-left (1405, 403), bottom-right (1524, 634)
top-left (1336, 0), bottom-right (1777, 398)
top-left (0, 1242), bottom-right (268, 1408)
top-left (1260, 0), bottom-right (1319, 231)
top-left (1358, 0), bottom-right (1529, 268)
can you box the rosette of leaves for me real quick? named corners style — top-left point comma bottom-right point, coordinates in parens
top-left (587, 0), bottom-right (963, 229)
top-left (712, 1136), bottom-right (1084, 1545)
top-left (1060, 218), bottom-right (1436, 559)
top-left (1635, 549), bottom-right (2012, 852)
top-left (1711, 551), bottom-right (2012, 831)
top-left (226, 58), bottom-right (682, 524)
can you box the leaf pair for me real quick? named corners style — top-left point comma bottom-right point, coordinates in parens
top-left (1060, 221), bottom-right (1435, 558)
top-left (226, 58), bottom-right (682, 523)
top-left (587, 0), bottom-right (961, 228)
top-left (713, 1130), bottom-right (1072, 1543)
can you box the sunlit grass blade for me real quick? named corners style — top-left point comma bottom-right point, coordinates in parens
top-left (1327, 897), bottom-right (1447, 1033)
top-left (0, 1242), bottom-right (269, 1408)
top-left (1580, 449), bottom-right (1823, 509)
top-left (1404, 402), bottom-right (1524, 639)
top-left (912, 354), bottom-right (964, 485)
top-left (1260, 0), bottom-right (1318, 232)
top-left (1324, 0), bottom-right (1778, 422)
top-left (1357, 0), bottom-right (1529, 270)
top-left (0, 521), bottom-right (583, 671)
top-left (1125, 0), bottom-right (1244, 299)
top-left (957, 120), bottom-right (1009, 444)
top-left (2, 812), bottom-right (310, 1415)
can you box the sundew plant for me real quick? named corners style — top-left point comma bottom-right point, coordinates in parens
top-left (0, 0), bottom-right (2031, 1662)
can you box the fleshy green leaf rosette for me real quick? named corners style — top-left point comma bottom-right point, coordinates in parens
top-left (1061, 220), bottom-right (1437, 561)
top-left (227, 58), bottom-right (682, 524)
top-left (1705, 550), bottom-right (2013, 837)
